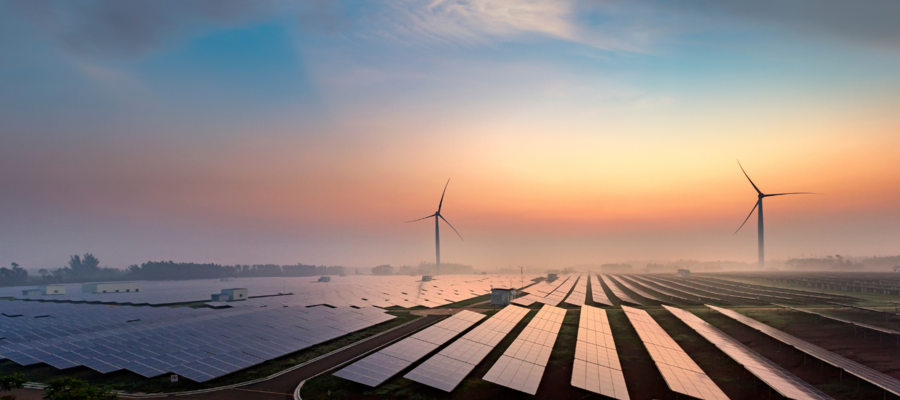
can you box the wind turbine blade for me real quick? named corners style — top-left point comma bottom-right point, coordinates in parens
top-left (734, 200), bottom-right (759, 234)
top-left (737, 160), bottom-right (762, 195)
top-left (763, 192), bottom-right (822, 197)
top-left (439, 215), bottom-right (464, 242)
top-left (406, 214), bottom-right (436, 223)
top-left (437, 178), bottom-right (450, 212)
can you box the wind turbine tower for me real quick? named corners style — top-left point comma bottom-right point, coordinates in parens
top-left (735, 161), bottom-right (818, 269)
top-left (408, 179), bottom-right (463, 275)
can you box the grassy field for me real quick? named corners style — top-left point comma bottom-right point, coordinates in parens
top-left (0, 311), bottom-right (420, 393)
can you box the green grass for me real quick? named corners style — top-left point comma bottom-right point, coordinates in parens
top-left (437, 294), bottom-right (490, 309)
top-left (0, 311), bottom-right (420, 393)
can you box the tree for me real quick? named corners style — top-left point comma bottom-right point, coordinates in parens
top-left (0, 373), bottom-right (25, 400)
top-left (372, 265), bottom-right (394, 275)
top-left (0, 265), bottom-right (28, 287)
top-left (38, 269), bottom-right (51, 282)
top-left (42, 378), bottom-right (116, 400)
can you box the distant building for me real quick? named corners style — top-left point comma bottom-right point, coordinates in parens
top-left (677, 269), bottom-right (691, 278)
top-left (547, 273), bottom-right (558, 282)
top-left (22, 288), bottom-right (42, 296)
top-left (491, 288), bottom-right (517, 306)
top-left (422, 275), bottom-right (433, 282)
top-left (318, 276), bottom-right (332, 282)
top-left (894, 266), bottom-right (900, 273)
top-left (213, 288), bottom-right (248, 302)
top-left (42, 285), bottom-right (65, 295)
top-left (82, 282), bottom-right (141, 294)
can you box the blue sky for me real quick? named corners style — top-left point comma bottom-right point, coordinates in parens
top-left (1, 0), bottom-right (898, 270)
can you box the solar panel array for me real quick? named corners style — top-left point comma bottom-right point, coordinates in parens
top-left (708, 305), bottom-right (900, 397)
top-left (601, 274), bottom-right (641, 305)
top-left (0, 274), bottom-right (540, 308)
top-left (536, 275), bottom-right (579, 306)
top-left (620, 275), bottom-right (696, 303)
top-left (774, 304), bottom-right (900, 337)
top-left (590, 274), bottom-right (613, 306)
top-left (664, 306), bottom-right (831, 400)
top-left (483, 305), bottom-right (566, 395)
top-left (572, 305), bottom-right (629, 400)
top-left (639, 276), bottom-right (727, 303)
top-left (622, 306), bottom-right (729, 400)
top-left (512, 277), bottom-right (569, 306)
top-left (563, 274), bottom-right (588, 306)
top-left (610, 275), bottom-right (666, 303)
top-left (333, 310), bottom-right (485, 387)
top-left (404, 306), bottom-right (530, 391)
top-left (0, 299), bottom-right (394, 382)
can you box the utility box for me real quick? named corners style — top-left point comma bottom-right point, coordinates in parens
top-left (220, 288), bottom-right (248, 301)
top-left (210, 293), bottom-right (230, 302)
top-left (491, 288), bottom-right (517, 306)
top-left (318, 276), bottom-right (332, 282)
top-left (22, 288), bottom-right (42, 296)
top-left (547, 273), bottom-right (558, 282)
top-left (82, 282), bottom-right (141, 294)
top-left (677, 269), bottom-right (691, 278)
top-left (42, 285), bottom-right (65, 295)
top-left (422, 275), bottom-right (433, 282)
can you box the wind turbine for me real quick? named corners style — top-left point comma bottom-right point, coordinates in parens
top-left (407, 179), bottom-right (463, 275)
top-left (734, 161), bottom-right (819, 269)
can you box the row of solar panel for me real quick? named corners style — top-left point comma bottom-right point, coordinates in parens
top-left (1, 300), bottom-right (395, 382)
top-left (0, 274), bottom-right (541, 308)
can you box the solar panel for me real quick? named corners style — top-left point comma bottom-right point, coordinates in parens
top-left (708, 305), bottom-right (900, 397)
top-left (609, 275), bottom-right (666, 303)
top-left (619, 275), bottom-right (697, 303)
top-left (664, 306), bottom-right (831, 400)
top-left (511, 276), bottom-right (571, 306)
top-left (0, 299), bottom-right (397, 383)
top-left (564, 275), bottom-right (588, 306)
top-left (637, 275), bottom-right (727, 303)
top-left (774, 304), bottom-right (900, 337)
top-left (621, 306), bottom-right (728, 400)
top-left (482, 305), bottom-right (566, 395)
top-left (571, 305), bottom-right (629, 399)
top-left (589, 274), bottom-right (613, 306)
top-left (600, 274), bottom-right (642, 306)
top-left (333, 310), bottom-right (486, 387)
top-left (404, 305), bottom-right (530, 392)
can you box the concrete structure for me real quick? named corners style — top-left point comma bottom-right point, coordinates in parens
top-left (220, 288), bottom-right (248, 301)
top-left (318, 276), bottom-right (332, 282)
top-left (422, 275), bottom-right (433, 282)
top-left (22, 288), bottom-right (42, 296)
top-left (491, 288), bottom-right (517, 306)
top-left (677, 269), bottom-right (691, 278)
top-left (547, 273), bottom-right (558, 282)
top-left (82, 282), bottom-right (142, 294)
top-left (42, 285), bottom-right (65, 295)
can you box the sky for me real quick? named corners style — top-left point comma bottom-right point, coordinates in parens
top-left (1, 0), bottom-right (899, 271)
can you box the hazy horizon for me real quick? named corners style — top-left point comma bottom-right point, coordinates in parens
top-left (2, 1), bottom-right (899, 271)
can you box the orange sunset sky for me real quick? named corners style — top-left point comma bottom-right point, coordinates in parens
top-left (1, 1), bottom-right (899, 270)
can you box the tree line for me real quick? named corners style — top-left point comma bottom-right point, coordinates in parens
top-left (0, 254), bottom-right (347, 287)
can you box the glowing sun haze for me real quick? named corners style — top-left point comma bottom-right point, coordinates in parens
top-left (1, 0), bottom-right (898, 270)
